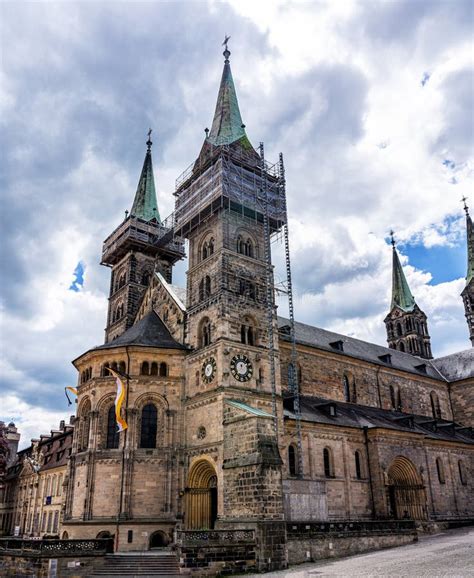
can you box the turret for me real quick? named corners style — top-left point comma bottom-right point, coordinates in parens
top-left (384, 232), bottom-right (432, 359)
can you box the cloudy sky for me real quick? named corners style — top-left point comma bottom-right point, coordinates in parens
top-left (1, 0), bottom-right (473, 447)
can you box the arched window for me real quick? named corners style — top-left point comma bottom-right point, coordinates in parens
top-left (141, 362), bottom-right (150, 376)
top-left (323, 448), bottom-right (333, 478)
top-left (239, 279), bottom-right (256, 300)
top-left (208, 238), bottom-right (214, 256)
top-left (202, 242), bottom-right (208, 260)
top-left (396, 323), bottom-right (403, 337)
top-left (436, 458), bottom-right (445, 484)
top-left (106, 406), bottom-right (119, 449)
top-left (399, 342), bottom-right (405, 352)
top-left (142, 271), bottom-right (150, 286)
top-left (237, 236), bottom-right (244, 254)
top-left (159, 362), bottom-right (168, 377)
top-left (150, 362), bottom-right (158, 376)
top-left (288, 445), bottom-right (298, 476)
top-left (355, 451), bottom-right (362, 479)
top-left (111, 361), bottom-right (118, 372)
top-left (390, 385), bottom-right (396, 409)
top-left (343, 375), bottom-right (351, 402)
top-left (458, 460), bottom-right (466, 485)
top-left (57, 474), bottom-right (63, 496)
top-left (245, 238), bottom-right (254, 257)
top-left (430, 392), bottom-right (441, 419)
top-left (118, 361), bottom-right (126, 375)
top-left (240, 324), bottom-right (254, 346)
top-left (140, 404), bottom-right (158, 449)
top-left (199, 318), bottom-right (212, 348)
top-left (397, 388), bottom-right (402, 411)
top-left (51, 476), bottom-right (57, 497)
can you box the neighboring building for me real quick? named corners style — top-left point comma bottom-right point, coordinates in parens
top-left (0, 420), bottom-right (73, 538)
top-left (1, 45), bottom-right (472, 572)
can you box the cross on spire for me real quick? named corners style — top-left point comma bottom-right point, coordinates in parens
top-left (222, 35), bottom-right (231, 61)
top-left (462, 196), bottom-right (469, 216)
top-left (389, 229), bottom-right (396, 247)
top-left (146, 128), bottom-right (153, 151)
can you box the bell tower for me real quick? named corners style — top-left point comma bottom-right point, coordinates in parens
top-left (384, 233), bottom-right (432, 358)
top-left (176, 43), bottom-right (287, 571)
top-left (101, 132), bottom-right (185, 342)
top-left (461, 197), bottom-right (474, 345)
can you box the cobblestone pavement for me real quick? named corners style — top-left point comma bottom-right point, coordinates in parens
top-left (247, 526), bottom-right (474, 577)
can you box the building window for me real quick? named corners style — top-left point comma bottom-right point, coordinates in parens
top-left (390, 385), bottom-right (396, 409)
top-left (238, 279), bottom-right (256, 300)
top-left (323, 448), bottom-right (334, 478)
top-left (355, 451), bottom-right (362, 479)
top-left (237, 235), bottom-right (254, 257)
top-left (436, 457), bottom-right (445, 484)
top-left (140, 404), bottom-right (158, 449)
top-left (142, 271), bottom-right (150, 286)
top-left (106, 406), bottom-right (120, 449)
top-left (397, 388), bottom-right (402, 411)
top-left (430, 392), bottom-right (442, 420)
top-left (288, 445), bottom-right (298, 476)
top-left (343, 375), bottom-right (351, 402)
top-left (150, 362), bottom-right (158, 376)
top-left (159, 362), bottom-right (168, 377)
top-left (199, 318), bottom-right (212, 348)
top-left (57, 474), bottom-right (63, 496)
top-left (141, 362), bottom-right (150, 376)
top-left (199, 276), bottom-right (211, 301)
top-left (53, 511), bottom-right (59, 533)
top-left (458, 460), bottom-right (467, 485)
top-left (240, 324), bottom-right (255, 346)
top-left (47, 512), bottom-right (53, 533)
top-left (41, 513), bottom-right (47, 532)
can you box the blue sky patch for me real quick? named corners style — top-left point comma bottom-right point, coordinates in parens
top-left (69, 261), bottom-right (85, 292)
top-left (403, 242), bottom-right (466, 285)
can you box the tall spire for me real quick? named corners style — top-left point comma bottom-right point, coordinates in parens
top-left (130, 130), bottom-right (161, 223)
top-left (463, 197), bottom-right (474, 285)
top-left (390, 234), bottom-right (416, 312)
top-left (206, 38), bottom-right (252, 148)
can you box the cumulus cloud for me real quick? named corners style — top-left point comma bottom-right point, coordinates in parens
top-left (1, 0), bottom-right (473, 444)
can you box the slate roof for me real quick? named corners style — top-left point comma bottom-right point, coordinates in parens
top-left (130, 139), bottom-right (161, 222)
top-left (284, 395), bottom-right (473, 444)
top-left (95, 311), bottom-right (186, 351)
top-left (278, 317), bottom-right (443, 380)
top-left (432, 349), bottom-right (474, 382)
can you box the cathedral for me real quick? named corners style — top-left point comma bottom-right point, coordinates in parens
top-left (1, 44), bottom-right (473, 574)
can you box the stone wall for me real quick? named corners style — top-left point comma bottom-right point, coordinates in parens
top-left (450, 380), bottom-right (474, 427)
top-left (286, 520), bottom-right (417, 565)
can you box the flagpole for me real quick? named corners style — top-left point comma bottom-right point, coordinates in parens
top-left (115, 346), bottom-right (131, 552)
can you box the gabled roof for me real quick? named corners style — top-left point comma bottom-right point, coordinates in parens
top-left (278, 317), bottom-right (443, 380)
top-left (284, 395), bottom-right (473, 444)
top-left (130, 137), bottom-right (161, 222)
top-left (391, 246), bottom-right (416, 312)
top-left (432, 349), bottom-right (474, 382)
top-left (95, 311), bottom-right (185, 351)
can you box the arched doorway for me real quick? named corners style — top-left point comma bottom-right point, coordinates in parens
top-left (185, 459), bottom-right (218, 530)
top-left (387, 456), bottom-right (427, 520)
top-left (149, 531), bottom-right (168, 549)
top-left (61, 531), bottom-right (69, 540)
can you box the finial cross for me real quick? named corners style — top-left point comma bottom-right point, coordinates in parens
top-left (461, 196), bottom-right (469, 215)
top-left (389, 229), bottom-right (396, 247)
top-left (146, 128), bottom-right (153, 151)
top-left (222, 35), bottom-right (231, 49)
top-left (147, 128), bottom-right (152, 139)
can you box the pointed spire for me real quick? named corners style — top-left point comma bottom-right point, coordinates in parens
top-left (130, 130), bottom-right (161, 223)
top-left (390, 233), bottom-right (416, 312)
top-left (206, 38), bottom-right (251, 148)
top-left (462, 197), bottom-right (474, 284)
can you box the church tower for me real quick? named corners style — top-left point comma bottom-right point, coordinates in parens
top-left (461, 198), bottom-right (474, 345)
top-left (176, 43), bottom-right (286, 571)
top-left (384, 235), bottom-right (432, 358)
top-left (101, 133), bottom-right (185, 342)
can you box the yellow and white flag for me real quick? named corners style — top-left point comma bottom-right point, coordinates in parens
top-left (108, 367), bottom-right (128, 432)
top-left (64, 386), bottom-right (78, 406)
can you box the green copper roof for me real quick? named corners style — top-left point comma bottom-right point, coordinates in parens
top-left (225, 399), bottom-right (274, 418)
top-left (207, 50), bottom-right (251, 148)
top-left (466, 209), bottom-right (474, 284)
top-left (130, 138), bottom-right (161, 223)
top-left (391, 246), bottom-right (416, 312)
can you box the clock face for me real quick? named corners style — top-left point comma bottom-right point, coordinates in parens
top-left (201, 357), bottom-right (217, 384)
top-left (230, 354), bottom-right (253, 382)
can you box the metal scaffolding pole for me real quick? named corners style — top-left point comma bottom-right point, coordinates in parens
top-left (279, 153), bottom-right (303, 477)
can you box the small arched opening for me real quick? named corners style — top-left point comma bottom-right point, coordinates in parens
top-left (185, 459), bottom-right (218, 530)
top-left (149, 530), bottom-right (169, 549)
top-left (387, 456), bottom-right (427, 520)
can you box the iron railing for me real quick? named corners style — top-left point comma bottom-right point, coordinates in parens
top-left (0, 537), bottom-right (112, 557)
